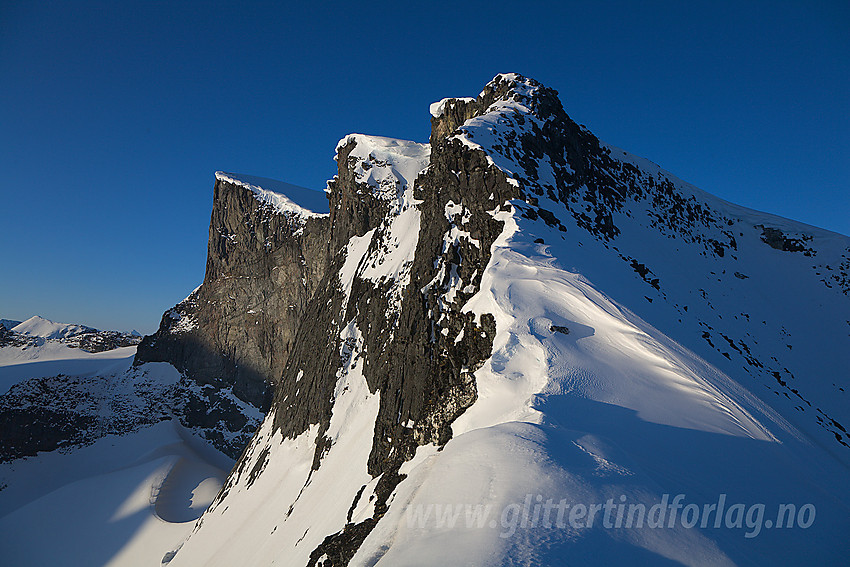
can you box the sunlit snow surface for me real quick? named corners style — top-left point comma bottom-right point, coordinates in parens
top-left (0, 342), bottom-right (137, 395)
top-left (215, 172), bottom-right (329, 217)
top-left (354, 212), bottom-right (849, 566)
top-left (10, 315), bottom-right (94, 340)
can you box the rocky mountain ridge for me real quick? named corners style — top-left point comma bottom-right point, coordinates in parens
top-left (0, 316), bottom-right (142, 353)
top-left (2, 73), bottom-right (847, 566)
top-left (156, 74), bottom-right (849, 566)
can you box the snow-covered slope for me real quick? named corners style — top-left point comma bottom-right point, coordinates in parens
top-left (0, 332), bottom-right (236, 566)
top-left (354, 202), bottom-right (848, 565)
top-left (0, 342), bottom-right (136, 395)
top-left (11, 315), bottom-right (94, 340)
top-left (160, 74), bottom-right (849, 567)
top-left (215, 172), bottom-right (330, 217)
top-left (0, 420), bottom-right (230, 567)
top-left (0, 317), bottom-right (144, 394)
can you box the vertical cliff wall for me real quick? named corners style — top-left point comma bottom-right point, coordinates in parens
top-left (134, 173), bottom-right (331, 456)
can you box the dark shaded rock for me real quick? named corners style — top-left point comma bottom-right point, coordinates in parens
top-left (269, 84), bottom-right (523, 564)
top-left (65, 330), bottom-right (142, 352)
top-left (757, 225), bottom-right (816, 256)
top-left (0, 368), bottom-right (179, 462)
top-left (0, 326), bottom-right (36, 348)
top-left (136, 174), bottom-right (331, 419)
top-left (0, 407), bottom-right (97, 461)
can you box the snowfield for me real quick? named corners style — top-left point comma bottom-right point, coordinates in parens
top-left (0, 420), bottom-right (229, 567)
top-left (0, 343), bottom-right (233, 566)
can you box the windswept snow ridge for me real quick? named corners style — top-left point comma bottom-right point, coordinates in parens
top-left (215, 172), bottom-right (329, 217)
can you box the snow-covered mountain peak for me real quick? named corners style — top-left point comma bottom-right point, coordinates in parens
top-left (158, 76), bottom-right (847, 567)
top-left (6, 75), bottom-right (846, 567)
top-left (11, 315), bottom-right (94, 340)
top-left (432, 75), bottom-right (850, 449)
top-left (481, 72), bottom-right (547, 103)
top-left (331, 134), bottom-right (430, 211)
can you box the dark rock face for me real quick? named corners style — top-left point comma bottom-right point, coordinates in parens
top-left (0, 407), bottom-right (98, 461)
top-left (273, 141), bottom-right (516, 457)
top-left (0, 367), bottom-right (177, 462)
top-left (135, 175), bottom-right (331, 420)
top-left (326, 140), bottom-right (395, 255)
top-left (263, 89), bottom-right (522, 567)
top-left (131, 174), bottom-right (336, 458)
top-left (757, 225), bottom-right (816, 256)
top-left (64, 330), bottom-right (142, 352)
top-left (0, 326), bottom-right (35, 348)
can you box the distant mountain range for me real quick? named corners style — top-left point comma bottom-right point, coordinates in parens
top-left (0, 315), bottom-right (142, 353)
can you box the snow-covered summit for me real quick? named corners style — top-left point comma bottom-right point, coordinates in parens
top-left (215, 172), bottom-right (330, 217)
top-left (11, 315), bottom-right (94, 340)
top-left (2, 315), bottom-right (143, 358)
top-left (428, 73), bottom-right (537, 121)
top-left (332, 134), bottom-right (430, 208)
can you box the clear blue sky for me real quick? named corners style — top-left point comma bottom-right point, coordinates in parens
top-left (1, 0), bottom-right (847, 333)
